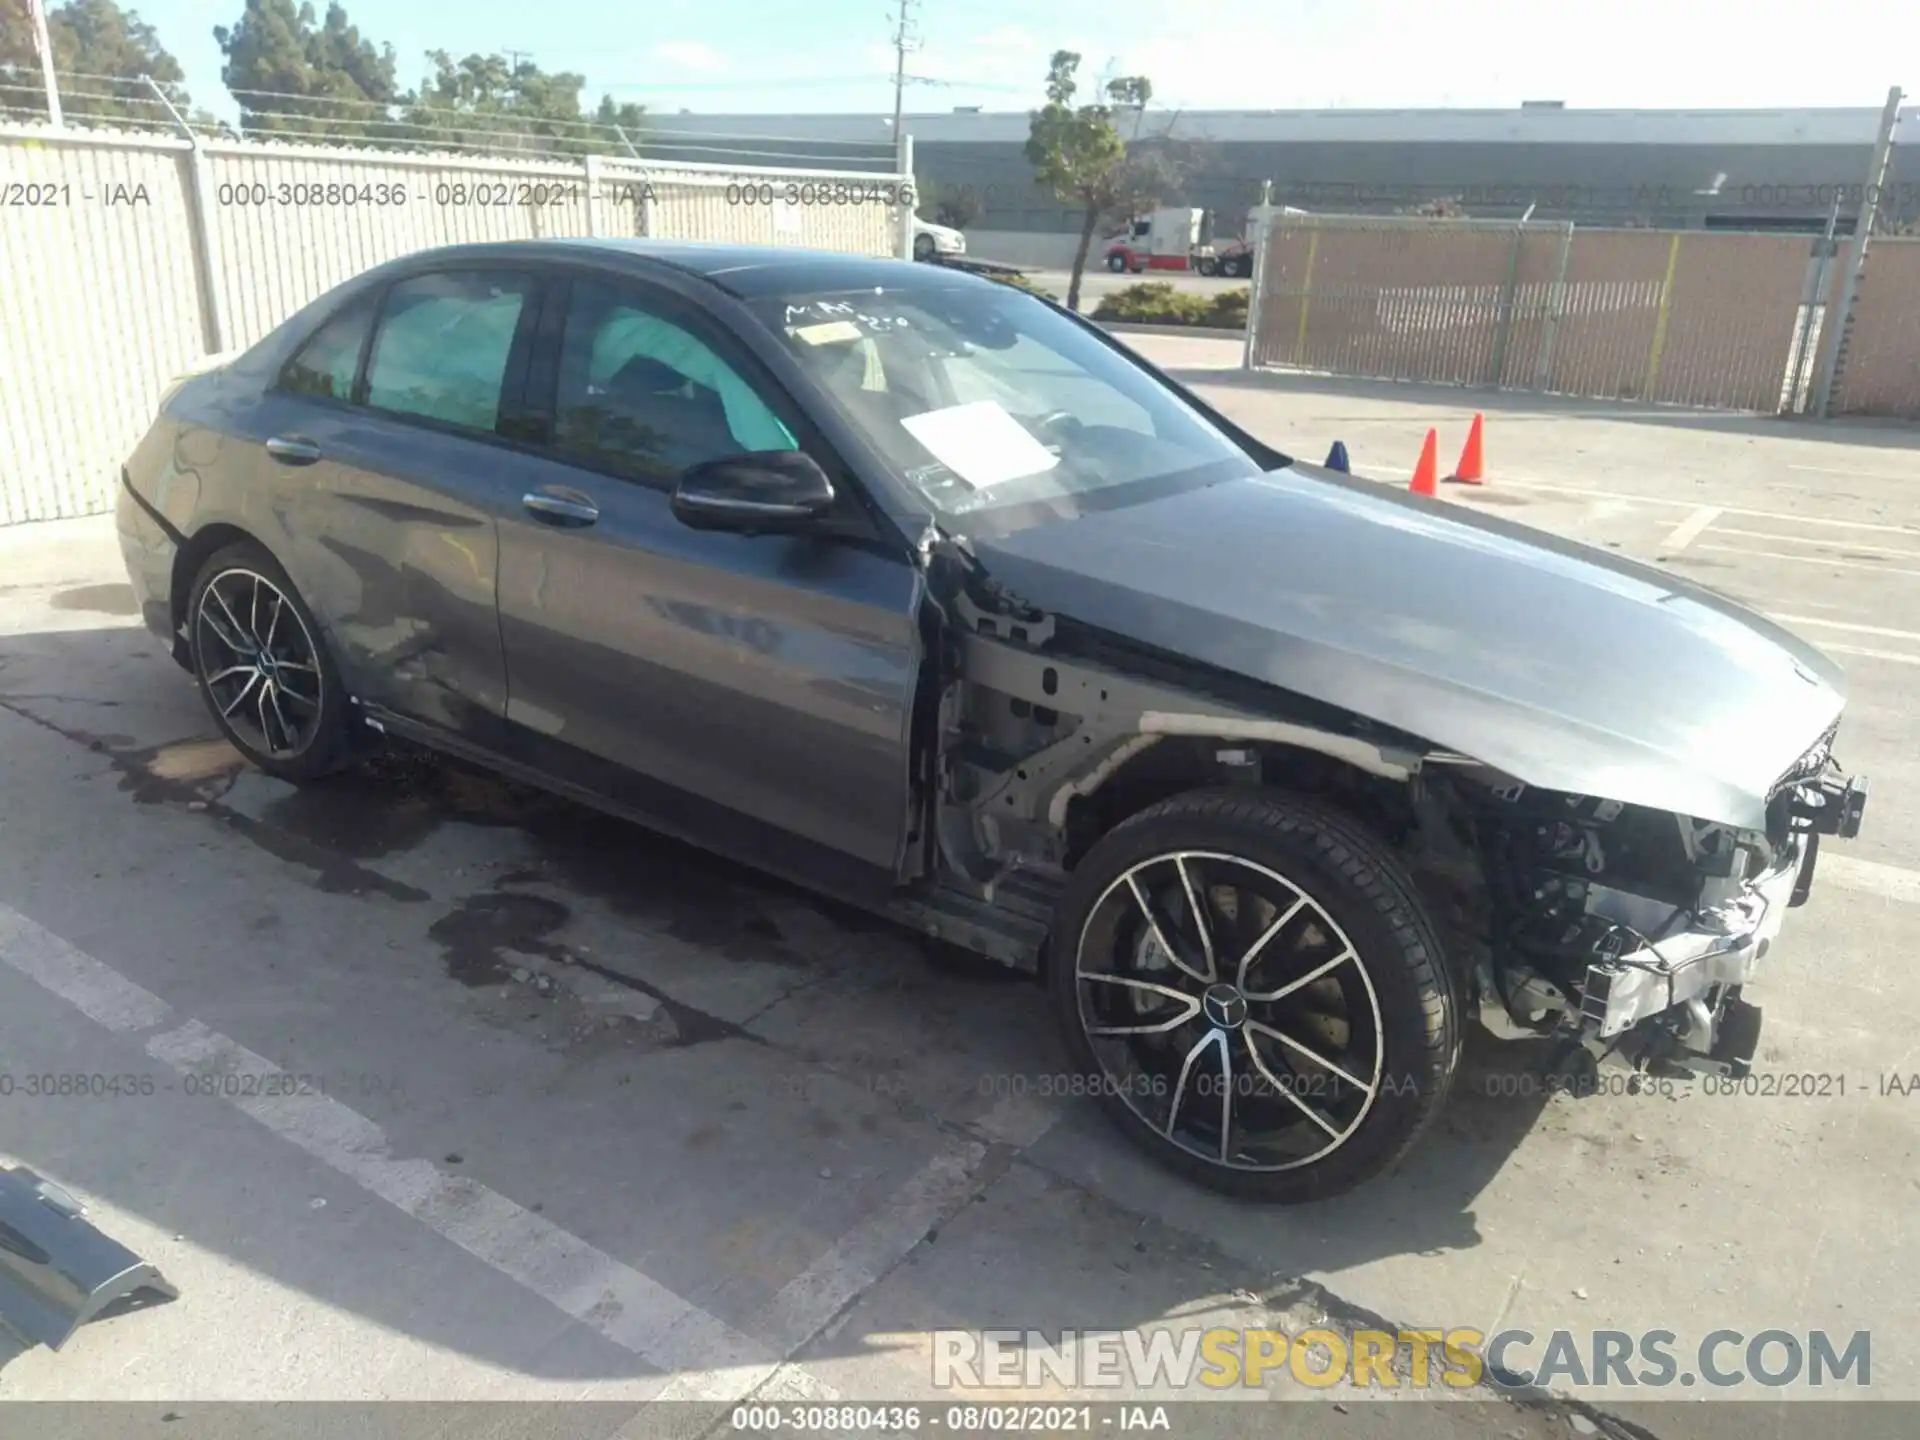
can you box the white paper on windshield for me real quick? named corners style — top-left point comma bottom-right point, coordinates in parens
top-left (791, 319), bottom-right (863, 346)
top-left (899, 400), bottom-right (1059, 490)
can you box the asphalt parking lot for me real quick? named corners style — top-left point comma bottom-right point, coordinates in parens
top-left (2, 338), bottom-right (1917, 1437)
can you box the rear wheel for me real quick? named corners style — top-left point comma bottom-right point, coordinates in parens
top-left (1196, 256), bottom-right (1219, 276)
top-left (913, 232), bottom-right (936, 262)
top-left (186, 541), bottom-right (354, 782)
top-left (1048, 789), bottom-right (1460, 1202)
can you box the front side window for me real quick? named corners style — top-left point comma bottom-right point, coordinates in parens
top-left (280, 293), bottom-right (375, 401)
top-left (749, 282), bottom-right (1265, 529)
top-left (363, 271), bottom-right (534, 433)
top-left (552, 279), bottom-right (797, 485)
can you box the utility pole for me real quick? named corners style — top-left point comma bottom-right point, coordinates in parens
top-left (27, 0), bottom-right (64, 128)
top-left (889, 0), bottom-right (918, 171)
top-left (1814, 85), bottom-right (1904, 418)
top-left (504, 49), bottom-right (532, 103)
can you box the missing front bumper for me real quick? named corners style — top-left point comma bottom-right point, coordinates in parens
top-left (1577, 838), bottom-right (1803, 1061)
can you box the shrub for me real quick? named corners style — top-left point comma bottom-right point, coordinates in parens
top-left (986, 269), bottom-right (1058, 301)
top-left (1092, 282), bottom-right (1248, 330)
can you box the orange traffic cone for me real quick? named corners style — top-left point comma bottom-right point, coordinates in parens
top-left (1448, 413), bottom-right (1485, 485)
top-left (1409, 429), bottom-right (1439, 496)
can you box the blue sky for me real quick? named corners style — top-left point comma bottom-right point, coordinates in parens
top-left (129, 0), bottom-right (1918, 121)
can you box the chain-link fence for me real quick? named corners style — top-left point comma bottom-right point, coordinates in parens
top-left (0, 123), bottom-right (911, 523)
top-left (1245, 213), bottom-right (1916, 420)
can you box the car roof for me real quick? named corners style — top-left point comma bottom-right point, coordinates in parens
top-left (388, 237), bottom-right (997, 301)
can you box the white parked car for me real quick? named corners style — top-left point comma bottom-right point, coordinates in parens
top-left (912, 216), bottom-right (966, 261)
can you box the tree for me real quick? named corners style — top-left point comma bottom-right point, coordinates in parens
top-left (1024, 50), bottom-right (1159, 311)
top-left (214, 0), bottom-right (399, 145)
top-left (400, 51), bottom-right (615, 158)
top-left (594, 93), bottom-right (646, 152)
top-left (925, 180), bottom-right (979, 231)
top-left (1397, 195), bottom-right (1467, 218)
top-left (1, 0), bottom-right (197, 127)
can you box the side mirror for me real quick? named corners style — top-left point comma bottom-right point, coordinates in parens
top-left (670, 451), bottom-right (836, 534)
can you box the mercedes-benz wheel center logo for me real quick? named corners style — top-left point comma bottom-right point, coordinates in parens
top-left (1202, 983), bottom-right (1249, 1029)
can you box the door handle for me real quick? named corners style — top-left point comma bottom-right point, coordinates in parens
top-left (522, 490), bottom-right (600, 526)
top-left (265, 435), bottom-right (322, 465)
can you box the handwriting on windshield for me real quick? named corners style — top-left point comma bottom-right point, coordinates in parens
top-left (783, 300), bottom-right (912, 334)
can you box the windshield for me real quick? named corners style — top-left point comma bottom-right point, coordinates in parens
top-left (749, 282), bottom-right (1269, 527)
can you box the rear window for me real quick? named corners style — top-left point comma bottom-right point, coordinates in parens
top-left (363, 271), bottom-right (534, 433)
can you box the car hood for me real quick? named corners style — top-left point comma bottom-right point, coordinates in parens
top-left (968, 464), bottom-right (1847, 830)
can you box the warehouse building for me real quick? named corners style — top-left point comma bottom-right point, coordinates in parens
top-left (637, 103), bottom-right (1919, 266)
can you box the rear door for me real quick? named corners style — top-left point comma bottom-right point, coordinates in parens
top-left (494, 270), bottom-right (925, 875)
top-left (256, 267), bottom-right (548, 744)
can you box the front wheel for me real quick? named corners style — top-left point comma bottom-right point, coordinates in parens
top-left (1106, 252), bottom-right (1129, 272)
top-left (913, 232), bottom-right (936, 262)
top-left (1048, 789), bottom-right (1460, 1202)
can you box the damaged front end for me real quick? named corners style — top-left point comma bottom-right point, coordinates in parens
top-left (1439, 731), bottom-right (1869, 1083)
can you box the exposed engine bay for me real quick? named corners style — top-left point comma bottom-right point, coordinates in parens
top-left (1407, 746), bottom-right (1864, 1085)
top-left (913, 543), bottom-right (1870, 1087)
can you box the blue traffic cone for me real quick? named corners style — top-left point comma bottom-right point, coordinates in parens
top-left (1325, 440), bottom-right (1351, 473)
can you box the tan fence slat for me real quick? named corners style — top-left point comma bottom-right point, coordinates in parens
top-left (1245, 217), bottom-right (1885, 422)
top-left (1832, 238), bottom-right (1920, 419)
top-left (0, 136), bottom-right (203, 524)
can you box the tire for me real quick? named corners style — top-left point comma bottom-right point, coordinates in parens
top-left (1221, 255), bottom-right (1244, 278)
top-left (186, 540), bottom-right (355, 782)
top-left (913, 232), bottom-right (936, 262)
top-left (1048, 788), bottom-right (1460, 1202)
top-left (1196, 256), bottom-right (1218, 277)
top-left (1107, 252), bottom-right (1128, 272)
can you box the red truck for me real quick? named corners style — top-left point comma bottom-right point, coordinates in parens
top-left (1102, 205), bottom-right (1304, 277)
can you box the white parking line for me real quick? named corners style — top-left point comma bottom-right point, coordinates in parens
top-left (1787, 463), bottom-right (1919, 481)
top-left (750, 1141), bottom-right (988, 1355)
top-left (1824, 854), bottom-right (1920, 906)
top-left (0, 906), bottom-right (174, 1033)
top-left (1501, 477), bottom-right (1920, 535)
top-left (143, 1018), bottom-right (790, 1399)
top-left (1717, 528), bottom-right (1920, 559)
top-left (0, 898), bottom-right (836, 1403)
top-left (1773, 614), bottom-right (1920, 642)
top-left (1693, 544), bottom-right (1920, 578)
top-left (1660, 505), bottom-right (1723, 552)
top-left (1824, 644), bottom-right (1920, 667)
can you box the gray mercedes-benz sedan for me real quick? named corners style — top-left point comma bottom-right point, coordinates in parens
top-left (116, 238), bottom-right (1868, 1201)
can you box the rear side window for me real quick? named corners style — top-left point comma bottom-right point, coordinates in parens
top-left (364, 271), bottom-right (534, 433)
top-left (280, 294), bottom-right (375, 400)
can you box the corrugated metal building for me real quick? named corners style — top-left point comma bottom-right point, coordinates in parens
top-left (638, 104), bottom-right (1920, 235)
